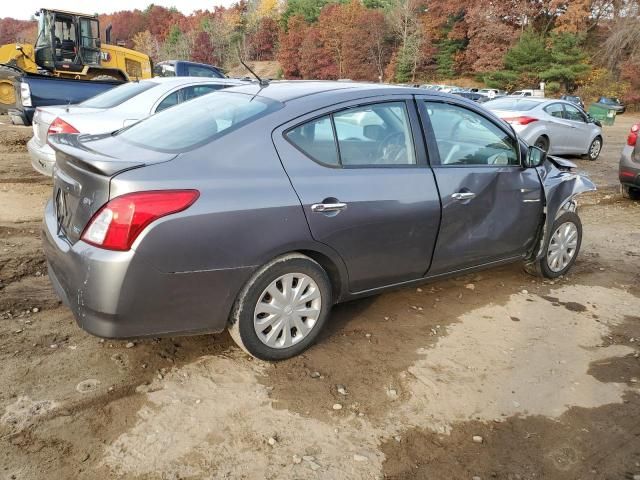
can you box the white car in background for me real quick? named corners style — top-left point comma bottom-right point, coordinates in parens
top-left (484, 97), bottom-right (604, 161)
top-left (28, 77), bottom-right (249, 176)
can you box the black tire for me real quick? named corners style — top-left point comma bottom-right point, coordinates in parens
top-left (534, 135), bottom-right (550, 153)
top-left (585, 136), bottom-right (602, 161)
top-left (622, 185), bottom-right (640, 200)
top-left (228, 253), bottom-right (332, 360)
top-left (534, 211), bottom-right (583, 279)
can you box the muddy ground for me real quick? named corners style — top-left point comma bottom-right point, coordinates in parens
top-left (0, 114), bottom-right (639, 480)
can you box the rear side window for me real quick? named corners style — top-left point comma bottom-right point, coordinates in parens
top-left (285, 101), bottom-right (416, 168)
top-left (155, 91), bottom-right (180, 112)
top-left (182, 84), bottom-right (225, 101)
top-left (118, 91), bottom-right (282, 152)
top-left (80, 81), bottom-right (158, 108)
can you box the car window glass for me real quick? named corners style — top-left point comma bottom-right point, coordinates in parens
top-left (187, 65), bottom-right (223, 78)
top-left (483, 98), bottom-right (538, 111)
top-left (182, 84), bottom-right (225, 101)
top-left (118, 91), bottom-right (281, 153)
top-left (286, 116), bottom-right (339, 167)
top-left (333, 102), bottom-right (416, 166)
top-left (155, 91), bottom-right (180, 112)
top-left (544, 103), bottom-right (564, 119)
top-left (564, 104), bottom-right (586, 122)
top-left (80, 81), bottom-right (158, 108)
top-left (425, 102), bottom-right (518, 166)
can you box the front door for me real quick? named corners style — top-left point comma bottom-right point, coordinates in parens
top-left (562, 103), bottom-right (591, 152)
top-left (418, 98), bottom-right (544, 275)
top-left (273, 98), bottom-right (441, 293)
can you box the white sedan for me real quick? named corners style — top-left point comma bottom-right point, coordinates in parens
top-left (484, 97), bottom-right (603, 161)
top-left (28, 76), bottom-right (249, 176)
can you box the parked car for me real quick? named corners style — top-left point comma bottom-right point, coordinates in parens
top-left (560, 94), bottom-right (585, 110)
top-left (620, 122), bottom-right (640, 199)
top-left (484, 97), bottom-right (603, 160)
top-left (453, 91), bottom-right (490, 103)
top-left (28, 77), bottom-right (248, 176)
top-left (596, 96), bottom-right (625, 114)
top-left (511, 89), bottom-right (545, 98)
top-left (153, 60), bottom-right (225, 79)
top-left (43, 82), bottom-right (595, 360)
top-left (6, 74), bottom-right (120, 126)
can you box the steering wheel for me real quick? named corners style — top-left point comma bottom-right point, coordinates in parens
top-left (376, 131), bottom-right (406, 164)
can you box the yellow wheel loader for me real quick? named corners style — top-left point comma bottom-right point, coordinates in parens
top-left (0, 8), bottom-right (152, 113)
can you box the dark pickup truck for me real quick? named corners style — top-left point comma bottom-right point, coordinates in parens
top-left (8, 73), bottom-right (120, 126)
top-left (7, 60), bottom-right (226, 126)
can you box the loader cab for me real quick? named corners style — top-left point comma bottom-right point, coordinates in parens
top-left (34, 9), bottom-right (101, 73)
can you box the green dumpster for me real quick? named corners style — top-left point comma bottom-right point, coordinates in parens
top-left (588, 103), bottom-right (617, 126)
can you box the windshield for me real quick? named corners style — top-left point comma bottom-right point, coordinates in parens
top-left (483, 98), bottom-right (539, 111)
top-left (117, 91), bottom-right (283, 152)
top-left (80, 81), bottom-right (158, 108)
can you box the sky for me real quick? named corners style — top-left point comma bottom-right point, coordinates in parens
top-left (2, 1), bottom-right (235, 20)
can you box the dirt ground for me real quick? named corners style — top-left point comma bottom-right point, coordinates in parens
top-left (0, 113), bottom-right (639, 480)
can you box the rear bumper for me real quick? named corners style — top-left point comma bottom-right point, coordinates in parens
top-left (619, 145), bottom-right (640, 187)
top-left (27, 137), bottom-right (55, 176)
top-left (42, 200), bottom-right (253, 339)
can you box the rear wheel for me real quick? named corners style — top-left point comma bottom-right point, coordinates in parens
top-left (585, 137), bottom-right (602, 161)
top-left (228, 253), bottom-right (332, 360)
top-left (622, 185), bottom-right (640, 200)
top-left (533, 135), bottom-right (549, 153)
top-left (0, 65), bottom-right (20, 113)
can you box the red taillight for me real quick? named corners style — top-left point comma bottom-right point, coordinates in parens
top-left (627, 123), bottom-right (640, 146)
top-left (502, 116), bottom-right (539, 126)
top-left (48, 117), bottom-right (79, 135)
top-left (81, 190), bottom-right (200, 251)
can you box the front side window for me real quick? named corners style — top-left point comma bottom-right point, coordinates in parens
top-left (182, 84), bottom-right (225, 101)
top-left (544, 103), bottom-right (565, 119)
top-left (564, 104), bottom-right (586, 122)
top-left (425, 102), bottom-right (518, 166)
top-left (285, 101), bottom-right (416, 168)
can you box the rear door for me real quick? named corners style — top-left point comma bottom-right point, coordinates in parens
top-left (417, 97), bottom-right (543, 275)
top-left (273, 97), bottom-right (441, 293)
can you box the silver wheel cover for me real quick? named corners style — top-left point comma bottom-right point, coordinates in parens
top-left (253, 273), bottom-right (322, 349)
top-left (547, 221), bottom-right (579, 272)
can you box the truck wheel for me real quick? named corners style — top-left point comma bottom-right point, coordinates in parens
top-left (0, 65), bottom-right (20, 112)
top-left (228, 253), bottom-right (332, 361)
top-left (534, 212), bottom-right (582, 279)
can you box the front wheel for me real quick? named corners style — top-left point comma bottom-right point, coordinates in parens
top-left (228, 253), bottom-right (332, 360)
top-left (534, 212), bottom-right (583, 278)
top-left (585, 137), bottom-right (602, 161)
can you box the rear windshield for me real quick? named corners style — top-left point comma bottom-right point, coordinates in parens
top-left (483, 98), bottom-right (539, 111)
top-left (117, 91), bottom-right (282, 152)
top-left (80, 81), bottom-right (158, 108)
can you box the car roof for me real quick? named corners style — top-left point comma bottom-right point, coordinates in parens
top-left (145, 77), bottom-right (249, 87)
top-left (222, 80), bottom-right (431, 103)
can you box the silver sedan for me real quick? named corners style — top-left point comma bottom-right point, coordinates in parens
top-left (28, 77), bottom-right (249, 176)
top-left (484, 97), bottom-right (603, 161)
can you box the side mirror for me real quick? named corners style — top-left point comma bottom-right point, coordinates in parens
top-left (524, 145), bottom-right (546, 168)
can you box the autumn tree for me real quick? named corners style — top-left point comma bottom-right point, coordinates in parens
top-left (540, 32), bottom-right (590, 92)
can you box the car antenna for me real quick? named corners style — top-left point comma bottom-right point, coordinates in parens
top-left (237, 48), bottom-right (269, 87)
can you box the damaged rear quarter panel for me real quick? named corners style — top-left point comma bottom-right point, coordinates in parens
top-left (528, 156), bottom-right (596, 262)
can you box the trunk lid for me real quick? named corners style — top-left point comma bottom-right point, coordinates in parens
top-left (32, 106), bottom-right (105, 147)
top-left (48, 132), bottom-right (177, 244)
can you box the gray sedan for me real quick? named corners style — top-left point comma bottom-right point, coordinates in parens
top-left (484, 97), bottom-right (603, 160)
top-left (28, 77), bottom-right (249, 176)
top-left (43, 82), bottom-right (595, 360)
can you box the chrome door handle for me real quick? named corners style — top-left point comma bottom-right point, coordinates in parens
top-left (451, 192), bottom-right (476, 201)
top-left (311, 202), bottom-right (348, 213)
